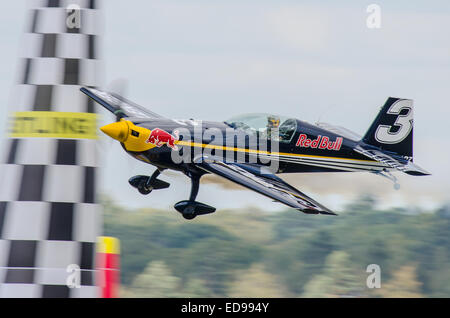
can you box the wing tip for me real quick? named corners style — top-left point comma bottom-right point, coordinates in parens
top-left (301, 208), bottom-right (338, 216)
top-left (404, 165), bottom-right (431, 176)
top-left (320, 210), bottom-right (338, 216)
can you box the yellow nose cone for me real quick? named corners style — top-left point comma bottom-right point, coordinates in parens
top-left (100, 121), bottom-right (129, 142)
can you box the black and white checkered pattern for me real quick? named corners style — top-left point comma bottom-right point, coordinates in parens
top-left (0, 0), bottom-right (102, 298)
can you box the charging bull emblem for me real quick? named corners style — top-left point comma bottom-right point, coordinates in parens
top-left (146, 128), bottom-right (179, 150)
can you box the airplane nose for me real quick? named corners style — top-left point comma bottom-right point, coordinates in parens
top-left (100, 121), bottom-right (129, 142)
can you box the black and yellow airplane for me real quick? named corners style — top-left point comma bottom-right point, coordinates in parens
top-left (81, 87), bottom-right (429, 219)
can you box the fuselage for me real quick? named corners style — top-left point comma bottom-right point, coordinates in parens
top-left (119, 117), bottom-right (390, 175)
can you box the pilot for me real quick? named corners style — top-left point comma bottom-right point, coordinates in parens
top-left (267, 115), bottom-right (280, 139)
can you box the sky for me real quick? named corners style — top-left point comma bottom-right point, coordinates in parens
top-left (1, 0), bottom-right (450, 212)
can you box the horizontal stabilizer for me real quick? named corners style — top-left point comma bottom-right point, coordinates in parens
top-left (355, 145), bottom-right (430, 176)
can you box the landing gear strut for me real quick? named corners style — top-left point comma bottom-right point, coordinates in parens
top-left (174, 174), bottom-right (216, 220)
top-left (129, 169), bottom-right (170, 195)
top-left (376, 169), bottom-right (401, 190)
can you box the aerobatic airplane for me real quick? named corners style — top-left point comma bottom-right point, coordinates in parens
top-left (81, 87), bottom-right (429, 219)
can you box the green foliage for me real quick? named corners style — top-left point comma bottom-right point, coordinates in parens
top-left (228, 264), bottom-right (289, 297)
top-left (374, 265), bottom-right (423, 298)
top-left (270, 210), bottom-right (336, 241)
top-left (302, 251), bottom-right (363, 297)
top-left (102, 195), bottom-right (450, 297)
top-left (124, 261), bottom-right (182, 298)
top-left (168, 238), bottom-right (262, 296)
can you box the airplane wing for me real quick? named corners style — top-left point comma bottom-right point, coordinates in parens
top-left (194, 158), bottom-right (336, 215)
top-left (80, 87), bottom-right (165, 119)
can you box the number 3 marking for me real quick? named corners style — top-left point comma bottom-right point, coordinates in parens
top-left (375, 99), bottom-right (413, 144)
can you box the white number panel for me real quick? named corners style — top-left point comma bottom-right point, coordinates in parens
top-left (375, 99), bottom-right (413, 144)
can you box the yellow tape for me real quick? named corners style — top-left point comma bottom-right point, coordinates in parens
top-left (97, 236), bottom-right (120, 254)
top-left (9, 111), bottom-right (97, 139)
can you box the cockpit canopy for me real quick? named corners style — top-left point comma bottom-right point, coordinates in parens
top-left (224, 113), bottom-right (298, 143)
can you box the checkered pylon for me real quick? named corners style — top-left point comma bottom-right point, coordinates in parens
top-left (0, 0), bottom-right (103, 298)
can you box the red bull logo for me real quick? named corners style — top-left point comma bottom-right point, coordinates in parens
top-left (146, 128), bottom-right (179, 150)
top-left (296, 134), bottom-right (343, 151)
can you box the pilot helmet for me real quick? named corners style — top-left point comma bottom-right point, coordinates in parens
top-left (267, 115), bottom-right (280, 129)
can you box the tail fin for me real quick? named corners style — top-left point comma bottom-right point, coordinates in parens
top-left (363, 97), bottom-right (414, 158)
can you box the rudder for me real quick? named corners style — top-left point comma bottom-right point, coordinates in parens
top-left (362, 97), bottom-right (414, 158)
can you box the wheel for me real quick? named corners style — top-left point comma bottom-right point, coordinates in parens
top-left (182, 205), bottom-right (196, 220)
top-left (183, 213), bottom-right (197, 220)
top-left (138, 186), bottom-right (152, 195)
top-left (138, 180), bottom-right (152, 195)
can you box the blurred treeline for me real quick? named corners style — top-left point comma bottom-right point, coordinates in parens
top-left (102, 195), bottom-right (450, 298)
